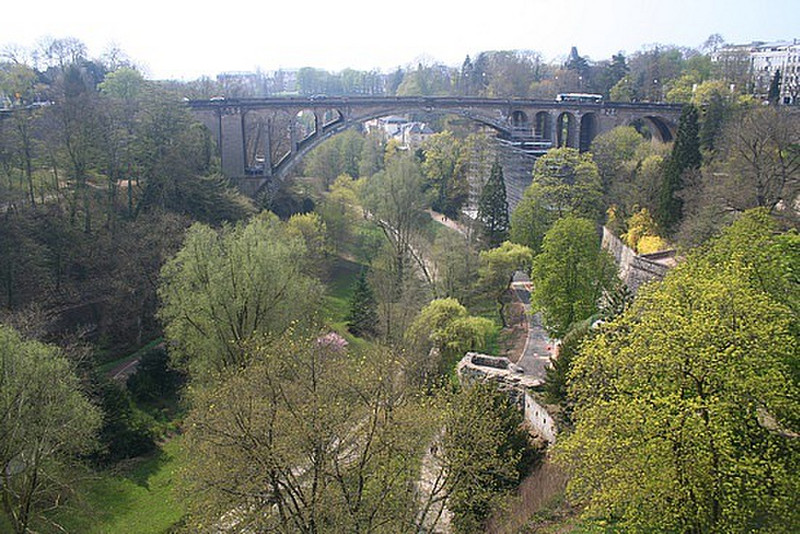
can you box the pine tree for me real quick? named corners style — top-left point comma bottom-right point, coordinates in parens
top-left (477, 160), bottom-right (509, 247)
top-left (346, 268), bottom-right (379, 337)
top-left (657, 104), bottom-right (700, 233)
top-left (566, 46), bottom-right (590, 79)
top-left (768, 68), bottom-right (781, 104)
top-left (460, 55), bottom-right (474, 96)
top-left (699, 91), bottom-right (727, 151)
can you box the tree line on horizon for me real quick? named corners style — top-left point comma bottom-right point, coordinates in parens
top-left (2, 33), bottom-right (762, 103)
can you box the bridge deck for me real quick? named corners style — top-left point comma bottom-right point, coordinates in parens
top-left (185, 96), bottom-right (684, 113)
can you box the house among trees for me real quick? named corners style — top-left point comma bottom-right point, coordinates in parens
top-left (365, 116), bottom-right (434, 149)
top-left (400, 121), bottom-right (434, 148)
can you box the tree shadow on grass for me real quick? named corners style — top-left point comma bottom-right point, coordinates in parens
top-left (118, 447), bottom-right (171, 489)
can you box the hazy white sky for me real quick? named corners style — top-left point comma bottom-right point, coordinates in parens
top-left (2, 0), bottom-right (798, 79)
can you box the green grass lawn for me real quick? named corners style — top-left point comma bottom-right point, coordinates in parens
top-left (49, 439), bottom-right (186, 534)
top-left (321, 255), bottom-right (364, 324)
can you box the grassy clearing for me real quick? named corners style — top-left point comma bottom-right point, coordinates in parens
top-left (49, 438), bottom-right (186, 534)
top-left (319, 254), bottom-right (374, 350)
top-left (321, 255), bottom-right (364, 325)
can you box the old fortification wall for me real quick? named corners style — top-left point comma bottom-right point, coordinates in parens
top-left (601, 226), bottom-right (676, 294)
top-left (456, 353), bottom-right (557, 444)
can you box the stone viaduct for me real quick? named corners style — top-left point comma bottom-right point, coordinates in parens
top-left (187, 96), bottom-right (683, 196)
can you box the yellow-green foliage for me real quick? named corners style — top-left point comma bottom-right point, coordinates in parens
top-left (622, 207), bottom-right (665, 253)
top-left (635, 234), bottom-right (667, 254)
top-left (556, 210), bottom-right (799, 532)
top-left (407, 298), bottom-right (496, 360)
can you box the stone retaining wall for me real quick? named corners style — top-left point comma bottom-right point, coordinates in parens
top-left (601, 226), bottom-right (675, 294)
top-left (456, 353), bottom-right (556, 444)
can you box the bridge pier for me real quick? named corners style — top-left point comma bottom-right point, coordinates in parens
top-left (220, 111), bottom-right (246, 178)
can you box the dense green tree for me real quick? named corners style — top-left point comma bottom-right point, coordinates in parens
top-left (286, 211), bottom-right (329, 278)
top-left (430, 230), bottom-right (481, 305)
top-left (318, 175), bottom-right (361, 253)
top-left (181, 333), bottom-right (429, 533)
top-left (530, 216), bottom-right (618, 338)
top-left (657, 104), bottom-right (701, 233)
top-left (556, 211), bottom-right (799, 532)
top-left (609, 75), bottom-right (636, 102)
top-left (346, 268), bottom-right (379, 338)
top-left (405, 298), bottom-right (495, 385)
top-left (361, 153), bottom-right (430, 288)
top-left (509, 183), bottom-right (555, 256)
top-left (134, 92), bottom-right (253, 224)
top-left (589, 126), bottom-right (646, 200)
top-left (358, 129), bottom-right (384, 178)
top-left (699, 90), bottom-right (729, 151)
top-left (0, 324), bottom-right (102, 534)
top-left (530, 148), bottom-right (604, 222)
top-left (158, 213), bottom-right (321, 382)
top-left (477, 160), bottom-right (510, 247)
top-left (91, 378), bottom-right (156, 465)
top-left (421, 131), bottom-right (470, 218)
top-left (478, 241), bottom-right (534, 327)
top-left (608, 144), bottom-right (671, 223)
top-left (305, 130), bottom-right (365, 188)
top-left (126, 345), bottom-right (186, 406)
top-left (442, 383), bottom-right (535, 534)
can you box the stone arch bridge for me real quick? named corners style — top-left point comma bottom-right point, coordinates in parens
top-left (188, 96), bottom-right (683, 196)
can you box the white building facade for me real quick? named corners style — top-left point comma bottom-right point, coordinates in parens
top-left (751, 41), bottom-right (800, 104)
top-left (714, 40), bottom-right (800, 104)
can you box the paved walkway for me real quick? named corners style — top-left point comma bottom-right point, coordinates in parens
top-left (426, 209), bottom-right (468, 236)
top-left (510, 271), bottom-right (554, 380)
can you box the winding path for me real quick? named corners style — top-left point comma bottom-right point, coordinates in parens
top-left (511, 271), bottom-right (554, 380)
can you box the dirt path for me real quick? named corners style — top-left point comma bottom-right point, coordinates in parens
top-left (107, 356), bottom-right (142, 381)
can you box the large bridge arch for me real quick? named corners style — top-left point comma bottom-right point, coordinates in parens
top-left (187, 97), bottom-right (683, 196)
top-left (269, 107), bottom-right (518, 184)
top-left (643, 115), bottom-right (675, 142)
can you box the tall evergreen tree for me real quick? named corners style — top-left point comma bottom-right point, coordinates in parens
top-left (699, 91), bottom-right (728, 152)
top-left (460, 55), bottom-right (474, 96)
top-left (566, 46), bottom-right (590, 80)
top-left (346, 268), bottom-right (379, 337)
top-left (657, 104), bottom-right (700, 233)
top-left (768, 68), bottom-right (781, 104)
top-left (477, 160), bottom-right (510, 247)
